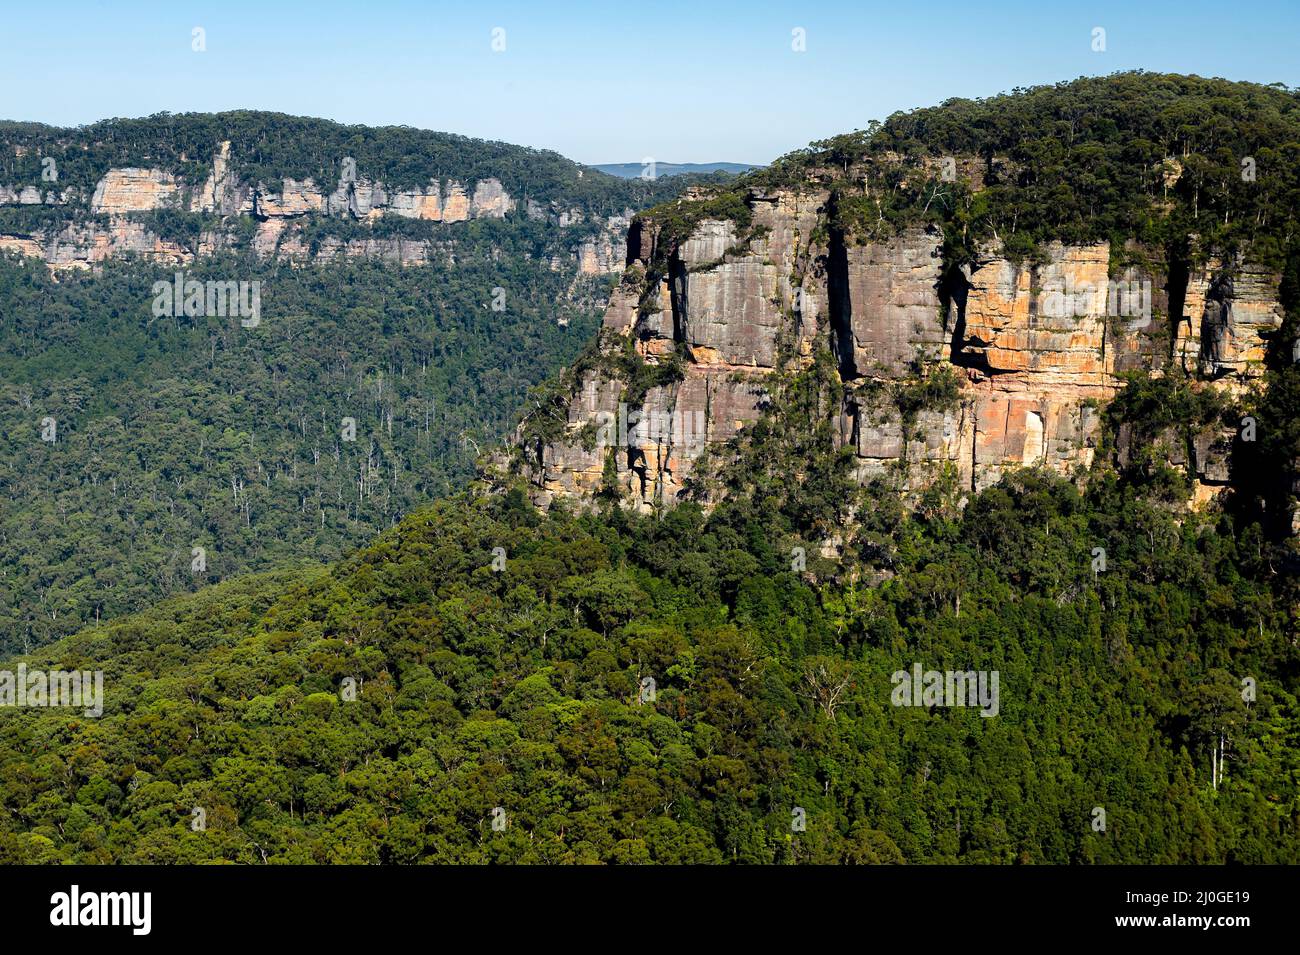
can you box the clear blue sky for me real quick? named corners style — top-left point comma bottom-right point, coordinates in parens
top-left (1, 0), bottom-right (1296, 165)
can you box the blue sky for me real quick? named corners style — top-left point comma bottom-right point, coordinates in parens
top-left (1, 0), bottom-right (1297, 165)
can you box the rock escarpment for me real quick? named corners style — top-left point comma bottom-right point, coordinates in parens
top-left (0, 140), bottom-right (628, 275)
top-left (515, 183), bottom-right (1285, 512)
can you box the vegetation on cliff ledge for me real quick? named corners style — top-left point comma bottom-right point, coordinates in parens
top-left (644, 73), bottom-right (1300, 271)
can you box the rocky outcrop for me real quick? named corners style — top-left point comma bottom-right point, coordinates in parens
top-left (1, 141), bottom-right (618, 274)
top-left (831, 230), bottom-right (947, 377)
top-left (520, 188), bottom-right (824, 510)
top-left (470, 179), bottom-right (513, 218)
top-left (573, 214), bottom-right (635, 275)
top-left (2, 217), bottom-right (190, 271)
top-left (0, 235), bottom-right (45, 258)
top-left (517, 187), bottom-right (1286, 512)
top-left (257, 179), bottom-right (326, 218)
top-left (389, 186), bottom-right (443, 220)
top-left (90, 168), bottom-right (181, 214)
top-left (1176, 259), bottom-right (1284, 385)
top-left (190, 140), bottom-right (240, 214)
top-left (313, 235), bottom-right (431, 266)
top-left (82, 149), bottom-right (520, 225)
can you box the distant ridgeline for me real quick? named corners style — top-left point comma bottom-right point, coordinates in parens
top-left (508, 73), bottom-right (1300, 556)
top-left (0, 111), bottom-right (709, 274)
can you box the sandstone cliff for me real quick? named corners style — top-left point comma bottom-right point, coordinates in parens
top-left (0, 139), bottom-right (628, 275)
top-left (514, 182), bottom-right (1285, 513)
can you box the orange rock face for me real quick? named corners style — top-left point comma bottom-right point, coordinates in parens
top-left (961, 243), bottom-right (1113, 382)
top-left (2, 140), bottom-right (621, 276)
top-left (90, 169), bottom-right (180, 214)
top-left (389, 188), bottom-right (442, 220)
top-left (520, 187), bottom-right (1285, 512)
top-left (256, 180), bottom-right (325, 217)
top-left (0, 235), bottom-right (44, 259)
top-left (440, 183), bottom-right (470, 222)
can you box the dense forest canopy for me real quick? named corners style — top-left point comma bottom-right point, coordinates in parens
top-left (0, 110), bottom-right (729, 250)
top-left (0, 240), bottom-right (607, 654)
top-left (0, 356), bottom-right (1295, 863)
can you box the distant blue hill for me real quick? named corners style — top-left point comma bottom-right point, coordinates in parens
top-left (590, 161), bottom-right (763, 179)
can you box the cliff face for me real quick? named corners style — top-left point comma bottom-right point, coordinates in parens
top-left (0, 140), bottom-right (627, 275)
top-left (517, 184), bottom-right (1285, 512)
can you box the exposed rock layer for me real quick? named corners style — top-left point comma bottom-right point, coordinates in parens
top-left (1, 141), bottom-right (627, 275)
top-left (519, 187), bottom-right (1285, 512)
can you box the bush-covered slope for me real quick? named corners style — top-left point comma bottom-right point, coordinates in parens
top-left (0, 360), bottom-right (1296, 863)
top-left (0, 236), bottom-right (604, 654)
